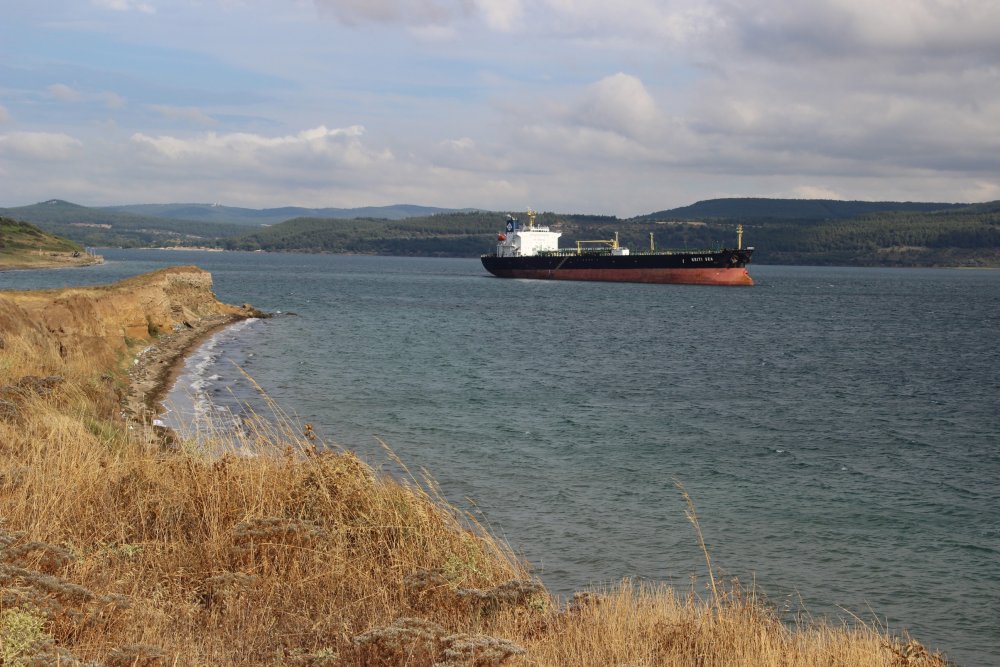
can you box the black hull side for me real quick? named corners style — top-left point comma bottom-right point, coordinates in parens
top-left (480, 249), bottom-right (754, 285)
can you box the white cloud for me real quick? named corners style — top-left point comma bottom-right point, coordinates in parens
top-left (442, 137), bottom-right (475, 151)
top-left (92, 0), bottom-right (155, 14)
top-left (792, 185), bottom-right (846, 200)
top-left (129, 125), bottom-right (379, 169)
top-left (314, 0), bottom-right (475, 26)
top-left (503, 72), bottom-right (701, 167)
top-left (0, 106), bottom-right (11, 123)
top-left (49, 83), bottom-right (83, 102)
top-left (0, 132), bottom-right (83, 161)
top-left (478, 0), bottom-right (522, 31)
top-left (575, 73), bottom-right (660, 139)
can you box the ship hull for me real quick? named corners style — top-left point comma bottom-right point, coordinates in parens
top-left (481, 249), bottom-right (754, 286)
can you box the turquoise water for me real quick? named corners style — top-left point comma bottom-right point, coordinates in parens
top-left (4, 250), bottom-right (999, 665)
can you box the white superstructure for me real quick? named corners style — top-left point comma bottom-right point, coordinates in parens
top-left (494, 210), bottom-right (561, 258)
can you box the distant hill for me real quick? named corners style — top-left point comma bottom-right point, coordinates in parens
top-left (0, 200), bottom-right (250, 248)
top-left (0, 200), bottom-right (478, 247)
top-left (104, 203), bottom-right (474, 226)
top-left (223, 212), bottom-right (509, 256)
top-left (232, 200), bottom-right (993, 267)
top-left (3, 197), bottom-right (998, 267)
top-left (639, 198), bottom-right (967, 221)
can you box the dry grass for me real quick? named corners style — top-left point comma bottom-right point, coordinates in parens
top-left (0, 324), bottom-right (953, 665)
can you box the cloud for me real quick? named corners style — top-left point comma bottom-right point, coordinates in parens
top-left (0, 132), bottom-right (83, 161)
top-left (574, 73), bottom-right (660, 139)
top-left (718, 0), bottom-right (1000, 59)
top-left (314, 0), bottom-right (720, 46)
top-left (91, 0), bottom-right (155, 14)
top-left (0, 106), bottom-right (11, 123)
top-left (791, 185), bottom-right (846, 200)
top-left (534, 0), bottom-right (723, 47)
top-left (5, 0), bottom-right (1000, 215)
top-left (129, 125), bottom-right (378, 170)
top-left (314, 0), bottom-right (520, 31)
top-left (49, 84), bottom-right (83, 103)
top-left (314, 0), bottom-right (475, 26)
top-left (504, 72), bottom-right (698, 166)
top-left (47, 84), bottom-right (127, 111)
top-left (477, 0), bottom-right (523, 31)
top-left (315, 0), bottom-right (1000, 61)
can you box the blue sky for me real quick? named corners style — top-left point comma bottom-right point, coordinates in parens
top-left (1, 0), bottom-right (998, 216)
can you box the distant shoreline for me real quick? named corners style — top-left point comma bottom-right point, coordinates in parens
top-left (145, 246), bottom-right (226, 252)
top-left (0, 251), bottom-right (104, 272)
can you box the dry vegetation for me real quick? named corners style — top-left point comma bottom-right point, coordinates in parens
top-left (0, 276), bottom-right (952, 665)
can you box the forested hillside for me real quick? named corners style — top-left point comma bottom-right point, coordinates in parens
top-left (220, 201), bottom-right (1000, 267)
top-left (716, 202), bottom-right (1000, 267)
top-left (3, 198), bottom-right (998, 266)
top-left (223, 212), bottom-right (508, 256)
top-left (743, 203), bottom-right (1000, 266)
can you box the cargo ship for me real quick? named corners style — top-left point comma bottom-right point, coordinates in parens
top-left (481, 210), bottom-right (754, 286)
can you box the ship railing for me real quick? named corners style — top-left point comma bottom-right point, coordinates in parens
top-left (629, 248), bottom-right (723, 255)
top-left (537, 249), bottom-right (611, 257)
top-left (536, 247), bottom-right (725, 257)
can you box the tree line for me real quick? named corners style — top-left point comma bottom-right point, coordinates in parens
top-left (4, 199), bottom-right (999, 267)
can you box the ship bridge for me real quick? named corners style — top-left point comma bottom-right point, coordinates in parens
top-left (494, 210), bottom-right (561, 258)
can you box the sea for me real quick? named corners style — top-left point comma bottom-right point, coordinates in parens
top-left (3, 249), bottom-right (998, 666)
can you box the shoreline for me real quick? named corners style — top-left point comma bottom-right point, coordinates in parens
top-left (0, 253), bottom-right (104, 272)
top-left (125, 313), bottom-right (245, 427)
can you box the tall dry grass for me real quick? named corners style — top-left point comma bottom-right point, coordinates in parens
top-left (0, 325), bottom-right (951, 665)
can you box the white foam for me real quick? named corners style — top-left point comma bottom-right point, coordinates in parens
top-left (161, 318), bottom-right (262, 438)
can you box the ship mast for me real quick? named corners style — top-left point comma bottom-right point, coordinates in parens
top-left (736, 224), bottom-right (744, 250)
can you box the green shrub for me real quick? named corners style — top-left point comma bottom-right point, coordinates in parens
top-left (0, 608), bottom-right (52, 666)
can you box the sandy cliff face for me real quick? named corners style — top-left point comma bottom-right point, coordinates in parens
top-left (0, 266), bottom-right (247, 372)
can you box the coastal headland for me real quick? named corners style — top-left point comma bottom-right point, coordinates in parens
top-left (0, 216), bottom-right (104, 271)
top-left (0, 249), bottom-right (104, 271)
top-left (0, 268), bottom-right (951, 665)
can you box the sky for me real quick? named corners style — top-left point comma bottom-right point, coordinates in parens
top-left (0, 0), bottom-right (998, 217)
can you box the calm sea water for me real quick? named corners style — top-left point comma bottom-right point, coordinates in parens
top-left (4, 250), bottom-right (999, 666)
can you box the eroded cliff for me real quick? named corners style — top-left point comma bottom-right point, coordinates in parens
top-left (0, 266), bottom-right (253, 373)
